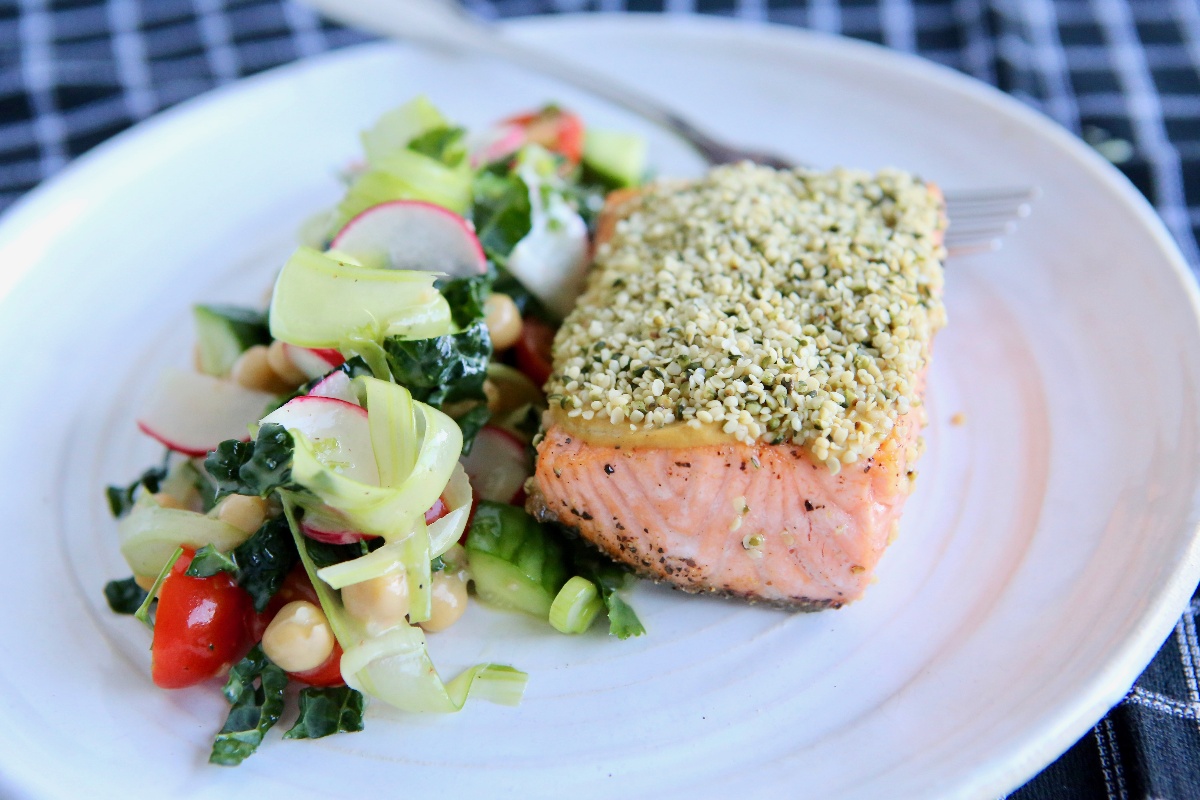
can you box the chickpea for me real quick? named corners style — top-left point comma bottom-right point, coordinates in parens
top-left (261, 600), bottom-right (335, 673)
top-left (231, 345), bottom-right (292, 394)
top-left (134, 574), bottom-right (156, 592)
top-left (483, 379), bottom-right (501, 414)
top-left (151, 492), bottom-right (186, 510)
top-left (216, 494), bottom-right (268, 534)
top-left (484, 293), bottom-right (522, 351)
top-left (419, 571), bottom-right (469, 633)
top-left (265, 339), bottom-right (308, 387)
top-left (342, 572), bottom-right (409, 633)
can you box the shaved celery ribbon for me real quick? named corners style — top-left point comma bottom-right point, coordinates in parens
top-left (276, 377), bottom-right (526, 711)
top-left (268, 247), bottom-right (453, 351)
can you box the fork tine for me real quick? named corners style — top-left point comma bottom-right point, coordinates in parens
top-left (945, 220), bottom-right (1019, 240)
top-left (946, 201), bottom-right (1033, 221)
top-left (942, 187), bottom-right (1041, 205)
top-left (945, 239), bottom-right (1003, 257)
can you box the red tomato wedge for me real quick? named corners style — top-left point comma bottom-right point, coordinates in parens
top-left (152, 549), bottom-right (252, 689)
top-left (503, 108), bottom-right (585, 165)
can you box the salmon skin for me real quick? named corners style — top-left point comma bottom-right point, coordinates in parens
top-left (529, 165), bottom-right (944, 608)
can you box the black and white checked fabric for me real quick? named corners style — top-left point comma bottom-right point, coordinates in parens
top-left (2, 1), bottom-right (1200, 796)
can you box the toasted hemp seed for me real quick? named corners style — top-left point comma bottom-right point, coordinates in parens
top-left (548, 163), bottom-right (945, 468)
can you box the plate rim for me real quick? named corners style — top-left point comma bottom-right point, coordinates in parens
top-left (1, 14), bottom-right (1199, 799)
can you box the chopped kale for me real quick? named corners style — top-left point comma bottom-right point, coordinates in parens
top-left (205, 423), bottom-right (294, 500)
top-left (382, 321), bottom-right (491, 407)
top-left (106, 460), bottom-right (169, 518)
top-left (103, 577), bottom-right (148, 614)
top-left (283, 686), bottom-right (366, 740)
top-left (232, 515), bottom-right (298, 612)
top-left (439, 275), bottom-right (490, 328)
top-left (210, 645), bottom-right (288, 766)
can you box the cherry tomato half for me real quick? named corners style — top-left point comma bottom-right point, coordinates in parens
top-left (514, 317), bottom-right (556, 388)
top-left (503, 108), bottom-right (585, 165)
top-left (289, 641), bottom-right (345, 687)
top-left (152, 548), bottom-right (252, 689)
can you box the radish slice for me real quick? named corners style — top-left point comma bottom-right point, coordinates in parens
top-left (301, 495), bottom-right (449, 546)
top-left (470, 123), bottom-right (525, 167)
top-left (460, 425), bottom-right (532, 504)
top-left (308, 370), bottom-right (359, 405)
top-left (330, 200), bottom-right (487, 277)
top-left (284, 343), bottom-right (344, 381)
top-left (138, 369), bottom-right (275, 457)
top-left (261, 395), bottom-right (379, 486)
top-left (301, 513), bottom-right (376, 546)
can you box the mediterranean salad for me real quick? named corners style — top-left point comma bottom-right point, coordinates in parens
top-left (103, 98), bottom-right (648, 765)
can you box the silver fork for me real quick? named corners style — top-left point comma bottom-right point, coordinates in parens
top-left (301, 0), bottom-right (1037, 256)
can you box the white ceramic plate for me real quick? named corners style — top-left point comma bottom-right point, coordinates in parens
top-left (0, 15), bottom-right (1197, 800)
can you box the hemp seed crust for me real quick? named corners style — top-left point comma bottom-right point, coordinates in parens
top-left (547, 162), bottom-right (947, 471)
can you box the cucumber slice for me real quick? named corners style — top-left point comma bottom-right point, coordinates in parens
top-left (192, 305), bottom-right (269, 377)
top-left (583, 129), bottom-right (647, 188)
top-left (465, 501), bottom-right (567, 618)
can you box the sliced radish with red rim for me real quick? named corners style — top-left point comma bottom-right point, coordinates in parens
top-left (330, 200), bottom-right (486, 278)
top-left (137, 369), bottom-right (276, 457)
top-left (261, 395), bottom-right (379, 486)
top-left (308, 370), bottom-right (358, 405)
top-left (284, 343), bottom-right (345, 381)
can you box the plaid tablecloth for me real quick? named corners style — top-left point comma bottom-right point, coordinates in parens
top-left (1, 1), bottom-right (1198, 797)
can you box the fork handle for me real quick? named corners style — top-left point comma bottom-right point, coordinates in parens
top-left (299, 0), bottom-right (727, 161)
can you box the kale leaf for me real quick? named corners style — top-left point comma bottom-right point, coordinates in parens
top-left (439, 275), bottom-right (490, 328)
top-left (205, 423), bottom-right (294, 500)
top-left (174, 517), bottom-right (297, 612)
top-left (105, 461), bottom-right (169, 518)
top-left (283, 686), bottom-right (366, 740)
top-left (210, 645), bottom-right (288, 766)
top-left (232, 515), bottom-right (298, 612)
top-left (103, 577), bottom-right (148, 614)
top-left (382, 321), bottom-right (491, 407)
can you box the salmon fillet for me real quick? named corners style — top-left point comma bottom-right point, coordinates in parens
top-left (529, 164), bottom-right (945, 608)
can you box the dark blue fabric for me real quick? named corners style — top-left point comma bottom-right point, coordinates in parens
top-left (1, 2), bottom-right (1198, 796)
